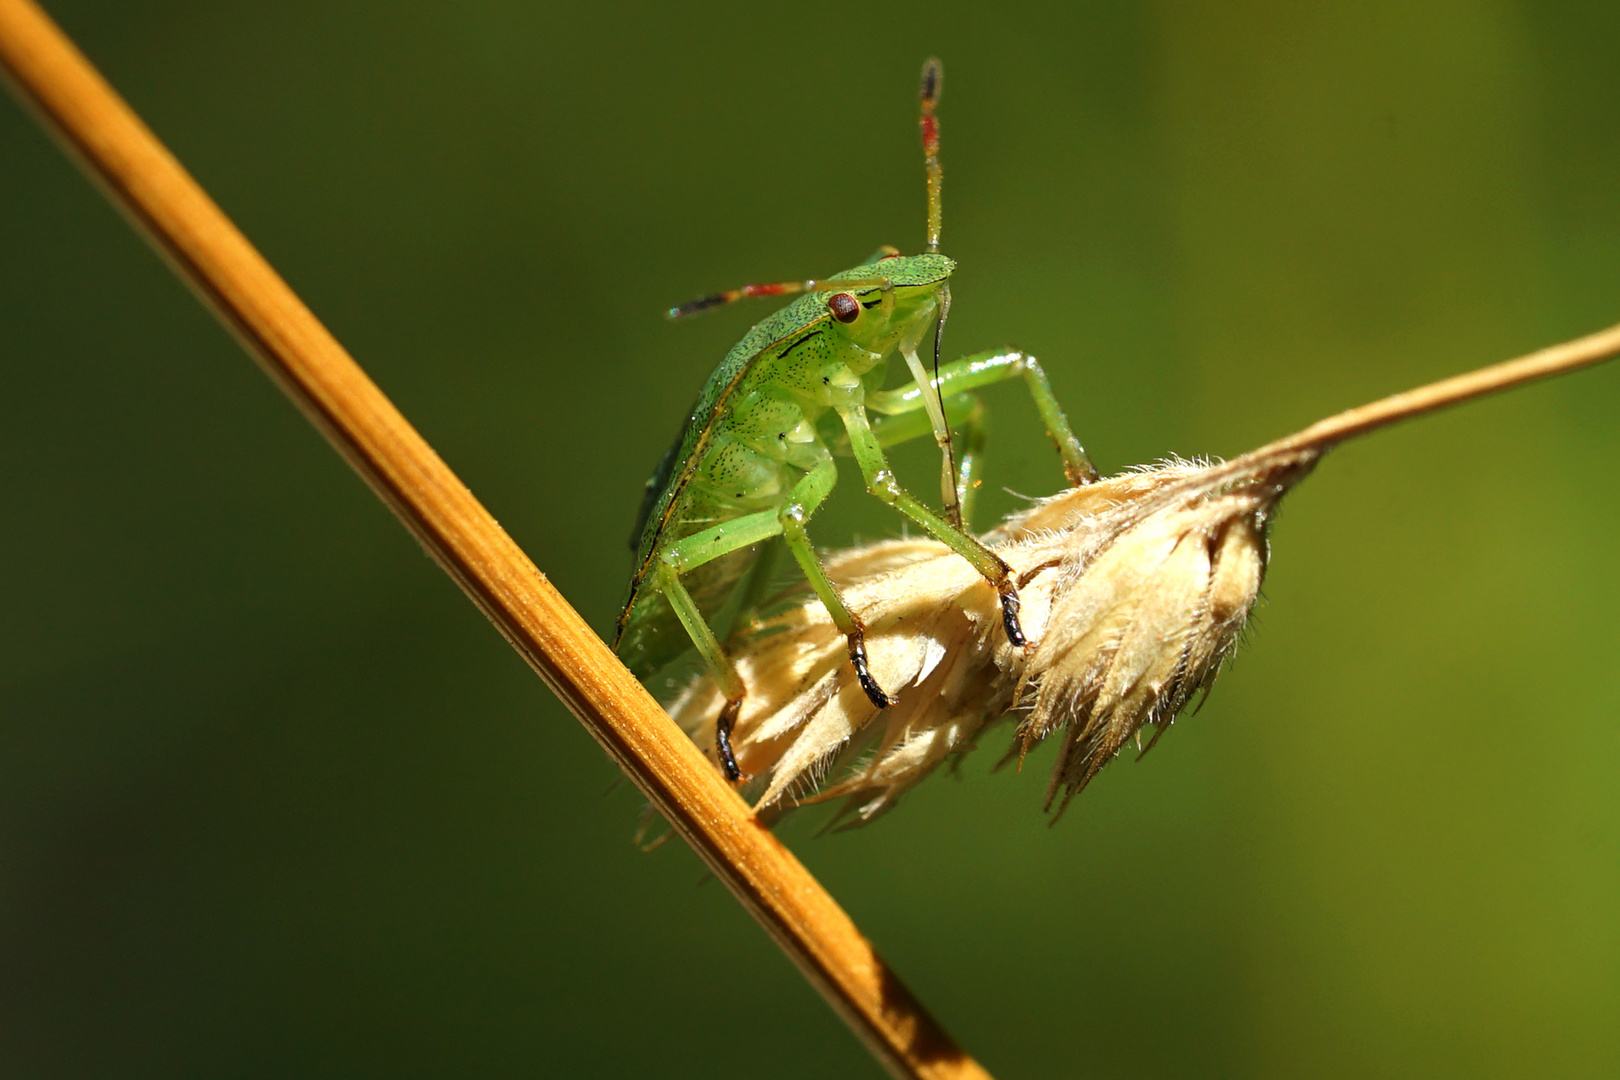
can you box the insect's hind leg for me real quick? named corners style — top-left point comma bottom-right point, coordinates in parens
top-left (656, 506), bottom-right (788, 780)
top-left (867, 348), bottom-right (1099, 487)
top-left (653, 561), bottom-right (752, 781)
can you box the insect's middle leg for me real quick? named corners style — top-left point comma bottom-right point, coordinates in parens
top-left (835, 402), bottom-right (1032, 648)
top-left (771, 458), bottom-right (895, 711)
top-left (655, 460), bottom-right (894, 779)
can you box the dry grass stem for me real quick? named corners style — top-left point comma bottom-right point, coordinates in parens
top-left (0, 3), bottom-right (990, 1077)
top-left (670, 326), bottom-right (1620, 824)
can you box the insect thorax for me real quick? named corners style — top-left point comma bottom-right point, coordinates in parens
top-left (682, 275), bottom-right (947, 513)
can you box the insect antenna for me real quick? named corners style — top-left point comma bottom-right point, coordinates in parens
top-left (920, 56), bottom-right (943, 254)
top-left (667, 275), bottom-right (902, 320)
top-left (666, 279), bottom-right (822, 319)
top-left (919, 57), bottom-right (963, 525)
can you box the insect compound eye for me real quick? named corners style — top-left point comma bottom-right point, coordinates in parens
top-left (827, 292), bottom-right (861, 324)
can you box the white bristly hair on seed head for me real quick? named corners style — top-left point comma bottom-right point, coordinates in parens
top-left (664, 445), bottom-right (1320, 826)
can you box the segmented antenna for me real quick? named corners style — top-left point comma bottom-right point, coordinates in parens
top-left (667, 279), bottom-right (818, 319)
top-left (919, 57), bottom-right (943, 253)
top-left (917, 59), bottom-right (960, 522)
top-left (668, 275), bottom-right (902, 319)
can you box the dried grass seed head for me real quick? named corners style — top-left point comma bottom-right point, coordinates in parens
top-left (665, 447), bottom-right (1318, 824)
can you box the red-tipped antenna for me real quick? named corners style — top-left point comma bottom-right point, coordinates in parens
top-left (917, 58), bottom-right (961, 524)
top-left (919, 57), bottom-right (943, 253)
top-left (666, 279), bottom-right (818, 319)
top-left (667, 274), bottom-right (900, 320)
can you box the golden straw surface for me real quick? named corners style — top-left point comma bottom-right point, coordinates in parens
top-left (0, 3), bottom-right (989, 1078)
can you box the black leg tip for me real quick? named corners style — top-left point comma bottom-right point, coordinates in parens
top-left (856, 665), bottom-right (895, 710)
top-left (716, 699), bottom-right (745, 782)
top-left (847, 636), bottom-right (895, 709)
top-left (998, 585), bottom-right (1028, 648)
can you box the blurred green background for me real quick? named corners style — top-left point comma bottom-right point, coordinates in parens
top-left (3, 1), bottom-right (1618, 1076)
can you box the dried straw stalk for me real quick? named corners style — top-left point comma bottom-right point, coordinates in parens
top-left (0, 3), bottom-right (988, 1077)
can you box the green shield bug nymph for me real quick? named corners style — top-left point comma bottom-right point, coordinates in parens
top-left (615, 59), bottom-right (1099, 782)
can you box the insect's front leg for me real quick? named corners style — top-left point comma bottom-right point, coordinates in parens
top-left (863, 392), bottom-right (987, 527)
top-left (896, 343), bottom-right (960, 524)
top-left (835, 401), bottom-right (1030, 648)
top-left (868, 348), bottom-right (1099, 488)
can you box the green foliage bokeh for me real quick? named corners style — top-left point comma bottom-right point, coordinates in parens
top-left (2, 2), bottom-right (1618, 1077)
